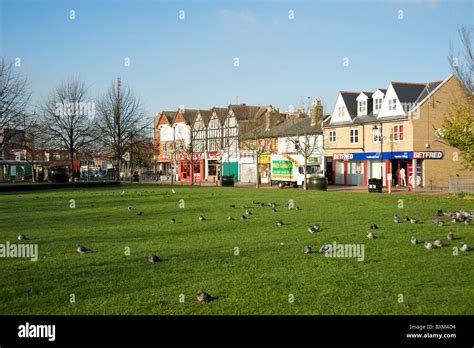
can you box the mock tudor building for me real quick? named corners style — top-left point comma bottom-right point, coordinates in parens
top-left (323, 75), bottom-right (471, 189)
top-left (154, 110), bottom-right (177, 179)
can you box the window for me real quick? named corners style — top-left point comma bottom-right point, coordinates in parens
top-left (374, 98), bottom-right (382, 111)
top-left (162, 143), bottom-right (166, 152)
top-left (329, 131), bottom-right (336, 143)
top-left (350, 129), bottom-right (359, 144)
top-left (338, 106), bottom-right (345, 118)
top-left (393, 124), bottom-right (404, 141)
top-left (209, 140), bottom-right (216, 152)
top-left (373, 126), bottom-right (382, 143)
top-left (388, 98), bottom-right (397, 111)
top-left (359, 100), bottom-right (366, 113)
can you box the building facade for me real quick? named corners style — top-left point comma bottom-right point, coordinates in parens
top-left (323, 75), bottom-right (471, 188)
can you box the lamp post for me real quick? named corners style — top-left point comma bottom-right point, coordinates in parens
top-left (373, 125), bottom-right (383, 180)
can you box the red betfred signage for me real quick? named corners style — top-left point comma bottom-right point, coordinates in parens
top-left (175, 152), bottom-right (221, 161)
top-left (177, 153), bottom-right (203, 161)
top-left (206, 152), bottom-right (220, 160)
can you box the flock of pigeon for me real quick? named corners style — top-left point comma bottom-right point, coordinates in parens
top-left (15, 189), bottom-right (473, 304)
top-left (368, 209), bottom-right (472, 252)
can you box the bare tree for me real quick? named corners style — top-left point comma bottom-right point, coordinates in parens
top-left (175, 123), bottom-right (196, 185)
top-left (0, 58), bottom-right (30, 154)
top-left (40, 78), bottom-right (95, 182)
top-left (128, 131), bottom-right (155, 179)
top-left (449, 26), bottom-right (473, 92)
top-left (239, 127), bottom-right (272, 188)
top-left (95, 78), bottom-right (146, 181)
top-left (287, 133), bottom-right (319, 190)
top-left (286, 101), bottom-right (324, 190)
top-left (15, 112), bottom-right (48, 182)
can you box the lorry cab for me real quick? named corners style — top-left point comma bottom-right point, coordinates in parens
top-left (296, 165), bottom-right (318, 186)
top-left (270, 153), bottom-right (322, 188)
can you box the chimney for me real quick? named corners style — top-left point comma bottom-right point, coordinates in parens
top-left (310, 99), bottom-right (323, 126)
top-left (265, 112), bottom-right (271, 131)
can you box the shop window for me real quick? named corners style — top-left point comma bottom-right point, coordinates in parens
top-left (208, 165), bottom-right (217, 176)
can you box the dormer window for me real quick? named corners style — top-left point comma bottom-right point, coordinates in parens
top-left (358, 100), bottom-right (366, 113)
top-left (374, 98), bottom-right (382, 111)
top-left (338, 106), bottom-right (345, 118)
top-left (388, 99), bottom-right (397, 111)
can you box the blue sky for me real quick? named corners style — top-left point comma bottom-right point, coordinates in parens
top-left (1, 0), bottom-right (472, 125)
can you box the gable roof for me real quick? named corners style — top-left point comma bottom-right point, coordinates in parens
top-left (340, 92), bottom-right (360, 118)
top-left (265, 116), bottom-right (323, 137)
top-left (197, 110), bottom-right (212, 125)
top-left (410, 75), bottom-right (459, 113)
top-left (229, 104), bottom-right (268, 121)
top-left (179, 109), bottom-right (200, 124)
top-left (210, 107), bottom-right (228, 124)
top-left (391, 82), bottom-right (428, 104)
top-left (160, 111), bottom-right (176, 124)
top-left (412, 80), bottom-right (444, 105)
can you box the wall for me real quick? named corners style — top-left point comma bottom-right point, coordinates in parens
top-left (411, 76), bottom-right (472, 188)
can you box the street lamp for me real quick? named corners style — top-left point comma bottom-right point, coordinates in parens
top-left (373, 125), bottom-right (383, 180)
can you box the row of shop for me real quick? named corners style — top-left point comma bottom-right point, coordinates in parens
top-left (156, 152), bottom-right (238, 183)
top-left (156, 152), bottom-right (275, 183)
top-left (325, 151), bottom-right (444, 188)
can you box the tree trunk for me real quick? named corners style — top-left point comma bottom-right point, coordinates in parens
top-left (255, 152), bottom-right (259, 189)
top-left (303, 157), bottom-right (308, 190)
top-left (116, 157), bottom-right (122, 181)
top-left (171, 154), bottom-right (175, 185)
top-left (69, 150), bottom-right (75, 182)
top-left (191, 156), bottom-right (194, 186)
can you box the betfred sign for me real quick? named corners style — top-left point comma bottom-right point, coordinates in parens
top-left (333, 153), bottom-right (354, 160)
top-left (414, 151), bottom-right (443, 159)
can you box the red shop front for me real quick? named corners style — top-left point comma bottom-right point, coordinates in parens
top-left (177, 153), bottom-right (204, 182)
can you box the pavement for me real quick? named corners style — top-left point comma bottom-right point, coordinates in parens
top-left (139, 179), bottom-right (450, 194)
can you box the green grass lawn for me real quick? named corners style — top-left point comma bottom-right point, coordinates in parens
top-left (0, 184), bottom-right (473, 315)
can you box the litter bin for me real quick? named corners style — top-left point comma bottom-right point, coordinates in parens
top-left (49, 167), bottom-right (69, 183)
top-left (307, 176), bottom-right (328, 191)
top-left (221, 175), bottom-right (235, 187)
top-left (368, 178), bottom-right (383, 193)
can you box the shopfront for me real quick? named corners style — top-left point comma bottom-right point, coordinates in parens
top-left (206, 152), bottom-right (221, 183)
top-left (156, 154), bottom-right (172, 179)
top-left (333, 151), bottom-right (415, 187)
top-left (258, 154), bottom-right (271, 184)
top-left (177, 153), bottom-right (204, 182)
